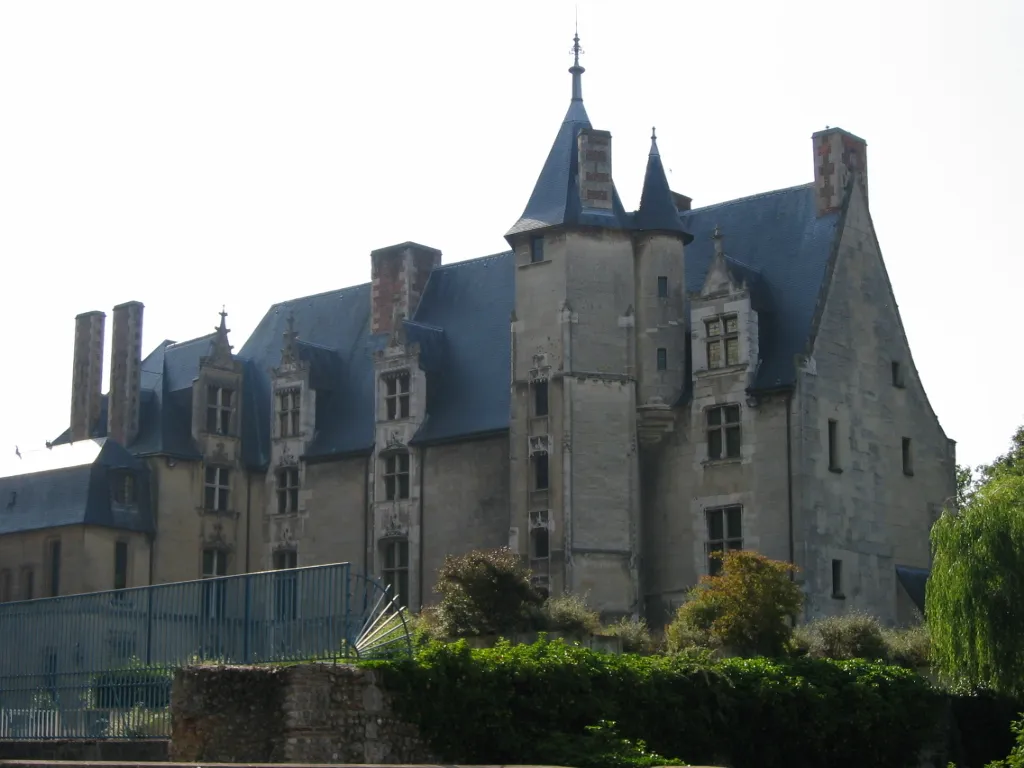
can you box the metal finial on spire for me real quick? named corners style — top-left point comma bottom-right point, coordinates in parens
top-left (649, 126), bottom-right (661, 157)
top-left (217, 305), bottom-right (228, 332)
top-left (651, 126), bottom-right (657, 141)
top-left (569, 24), bottom-right (585, 102)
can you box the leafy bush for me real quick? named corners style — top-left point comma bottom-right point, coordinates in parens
top-left (883, 623), bottom-right (931, 669)
top-left (671, 550), bottom-right (803, 657)
top-left (365, 637), bottom-right (942, 768)
top-left (795, 612), bottom-right (890, 661)
top-left (663, 609), bottom-right (712, 654)
top-left (434, 548), bottom-right (544, 637)
top-left (604, 617), bottom-right (656, 654)
top-left (541, 593), bottom-right (601, 636)
top-left (986, 716), bottom-right (1024, 768)
top-left (534, 720), bottom-right (685, 768)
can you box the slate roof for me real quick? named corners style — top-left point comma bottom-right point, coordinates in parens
top-left (634, 136), bottom-right (693, 242)
top-left (679, 184), bottom-right (841, 391)
top-left (896, 565), bottom-right (929, 615)
top-left (0, 439), bottom-right (153, 536)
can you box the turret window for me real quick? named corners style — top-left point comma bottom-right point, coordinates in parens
top-left (111, 472), bottom-right (136, 506)
top-left (657, 348), bottom-right (668, 371)
top-left (706, 315), bottom-right (740, 369)
top-left (530, 236), bottom-right (545, 263)
top-left (276, 467), bottom-right (300, 514)
top-left (204, 466), bottom-right (231, 512)
top-left (384, 453), bottom-right (410, 501)
top-left (277, 388), bottom-right (301, 437)
top-left (707, 405), bottom-right (741, 460)
top-left (206, 386), bottom-right (233, 435)
top-left (657, 276), bottom-right (668, 298)
top-left (385, 373), bottom-right (410, 421)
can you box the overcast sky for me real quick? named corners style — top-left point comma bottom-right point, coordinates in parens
top-left (0, 0), bottom-right (1020, 475)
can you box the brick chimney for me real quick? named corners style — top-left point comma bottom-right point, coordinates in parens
top-left (578, 128), bottom-right (613, 210)
top-left (813, 127), bottom-right (868, 216)
top-left (370, 242), bottom-right (442, 335)
top-left (107, 301), bottom-right (144, 446)
top-left (69, 311), bottom-right (106, 441)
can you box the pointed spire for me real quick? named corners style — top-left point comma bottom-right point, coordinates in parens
top-left (634, 128), bottom-right (693, 241)
top-left (712, 225), bottom-right (725, 256)
top-left (570, 28), bottom-right (585, 102)
top-left (209, 306), bottom-right (233, 362)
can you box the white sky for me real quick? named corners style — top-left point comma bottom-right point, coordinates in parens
top-left (0, 0), bottom-right (1020, 476)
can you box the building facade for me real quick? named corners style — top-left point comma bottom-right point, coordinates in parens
top-left (0, 37), bottom-right (954, 626)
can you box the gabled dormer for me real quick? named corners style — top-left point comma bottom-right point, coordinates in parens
top-left (691, 228), bottom-right (764, 388)
top-left (193, 310), bottom-right (244, 443)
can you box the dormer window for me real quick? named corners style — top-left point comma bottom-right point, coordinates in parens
top-left (206, 386), bottom-right (233, 435)
top-left (276, 466), bottom-right (300, 514)
top-left (706, 315), bottom-right (740, 369)
top-left (385, 373), bottom-right (410, 421)
top-left (277, 388), bottom-right (301, 437)
top-left (384, 453), bottom-right (410, 501)
top-left (111, 472), bottom-right (136, 506)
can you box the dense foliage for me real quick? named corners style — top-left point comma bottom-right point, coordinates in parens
top-left (793, 612), bottom-right (931, 668)
top-left (365, 637), bottom-right (941, 768)
top-left (928, 425), bottom-right (1024, 697)
top-left (668, 550), bottom-right (803, 657)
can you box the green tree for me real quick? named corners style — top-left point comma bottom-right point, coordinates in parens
top-left (928, 425), bottom-right (1024, 696)
top-left (957, 463), bottom-right (976, 510)
top-left (670, 550), bottom-right (803, 657)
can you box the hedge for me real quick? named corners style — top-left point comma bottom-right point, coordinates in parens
top-left (365, 637), bottom-right (942, 768)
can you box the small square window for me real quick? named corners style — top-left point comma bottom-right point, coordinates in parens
top-left (657, 276), bottom-right (668, 298)
top-left (530, 236), bottom-right (544, 263)
top-left (657, 348), bottom-right (667, 371)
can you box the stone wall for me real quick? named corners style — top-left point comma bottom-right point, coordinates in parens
top-left (169, 663), bottom-right (433, 764)
top-left (0, 739), bottom-right (167, 762)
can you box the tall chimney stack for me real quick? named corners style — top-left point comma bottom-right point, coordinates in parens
top-left (813, 127), bottom-right (868, 216)
top-left (577, 128), bottom-right (613, 210)
top-left (107, 301), bottom-right (144, 447)
top-left (70, 311), bottom-right (106, 441)
top-left (370, 242), bottom-right (442, 336)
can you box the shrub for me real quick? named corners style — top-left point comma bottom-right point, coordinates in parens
top-left (434, 547), bottom-right (544, 637)
top-left (987, 716), bottom-right (1024, 768)
top-left (673, 550), bottom-right (803, 657)
top-left (795, 612), bottom-right (889, 662)
top-left (883, 623), bottom-right (931, 669)
top-left (604, 617), bottom-right (655, 654)
top-left (663, 610), bottom-right (712, 654)
top-left (365, 637), bottom-right (942, 768)
top-left (542, 593), bottom-right (601, 636)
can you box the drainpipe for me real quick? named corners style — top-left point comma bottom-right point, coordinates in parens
top-left (244, 471), bottom-right (252, 573)
top-left (786, 390), bottom-right (797, 628)
top-left (418, 446), bottom-right (426, 612)
top-left (363, 454), bottom-right (371, 576)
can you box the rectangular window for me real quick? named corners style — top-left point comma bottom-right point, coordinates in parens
top-left (21, 567), bottom-right (34, 601)
top-left (530, 526), bottom-right (549, 559)
top-left (707, 404), bottom-right (741, 461)
top-left (832, 559), bottom-right (844, 598)
top-left (534, 453), bottom-right (549, 491)
top-left (891, 361), bottom-right (905, 388)
top-left (201, 548), bottom-right (227, 619)
top-left (657, 276), bottom-right (668, 298)
top-left (47, 539), bottom-right (61, 598)
top-left (114, 542), bottom-right (129, 591)
top-left (273, 549), bottom-right (298, 620)
top-left (385, 373), bottom-right (411, 421)
top-left (384, 453), bottom-right (410, 501)
top-left (277, 388), bottom-right (301, 437)
top-left (382, 539), bottom-right (410, 606)
top-left (657, 348), bottom-right (668, 371)
top-left (705, 505), bottom-right (743, 576)
top-left (530, 235), bottom-right (544, 263)
top-left (534, 380), bottom-right (549, 418)
top-left (111, 472), bottom-right (136, 505)
top-left (828, 419), bottom-right (840, 472)
top-left (204, 467), bottom-right (231, 512)
top-left (902, 437), bottom-right (914, 476)
top-left (206, 386), bottom-right (233, 435)
top-left (0, 569), bottom-right (10, 602)
top-left (705, 314), bottom-right (740, 369)
top-left (276, 466), bottom-right (300, 514)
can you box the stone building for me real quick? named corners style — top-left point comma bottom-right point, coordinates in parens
top-left (0, 36), bottom-right (954, 627)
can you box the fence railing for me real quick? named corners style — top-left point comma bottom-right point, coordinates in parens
top-left (0, 563), bottom-right (411, 739)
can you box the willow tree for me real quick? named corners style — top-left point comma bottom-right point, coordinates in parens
top-left (928, 428), bottom-right (1024, 695)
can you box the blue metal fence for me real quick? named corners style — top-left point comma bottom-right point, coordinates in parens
top-left (0, 563), bottom-right (410, 739)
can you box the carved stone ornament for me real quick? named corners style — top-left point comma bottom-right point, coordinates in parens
top-left (209, 441), bottom-right (229, 464)
top-left (381, 507), bottom-right (406, 538)
top-left (277, 446), bottom-right (298, 467)
top-left (384, 430), bottom-right (405, 451)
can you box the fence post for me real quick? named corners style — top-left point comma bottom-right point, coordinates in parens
top-left (145, 588), bottom-right (154, 665)
top-left (243, 576), bottom-right (252, 663)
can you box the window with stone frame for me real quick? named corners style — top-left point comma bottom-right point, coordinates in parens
top-left (382, 539), bottom-right (409, 606)
top-left (277, 388), bottom-right (301, 438)
top-left (384, 373), bottom-right (411, 421)
top-left (705, 505), bottom-right (743, 576)
top-left (534, 380), bottom-right (549, 418)
top-left (534, 453), bottom-right (550, 491)
top-left (706, 404), bottom-right (741, 461)
top-left (204, 466), bottom-right (231, 512)
top-left (110, 471), bottom-right (136, 506)
top-left (272, 548), bottom-right (298, 621)
top-left (384, 453), bottom-right (410, 501)
top-left (705, 314), bottom-right (740, 369)
top-left (276, 466), bottom-right (300, 514)
top-left (206, 385), bottom-right (233, 435)
top-left (201, 547), bottom-right (227, 619)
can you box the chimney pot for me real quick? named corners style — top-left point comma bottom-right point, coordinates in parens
top-left (812, 127), bottom-right (868, 216)
top-left (107, 301), bottom-right (145, 446)
top-left (70, 311), bottom-right (106, 441)
top-left (369, 242), bottom-right (442, 336)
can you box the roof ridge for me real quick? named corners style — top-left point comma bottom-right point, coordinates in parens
top-left (404, 319), bottom-right (444, 333)
top-left (686, 183), bottom-right (813, 213)
top-left (724, 254), bottom-right (762, 274)
top-left (166, 332), bottom-right (217, 350)
top-left (295, 338), bottom-right (339, 353)
top-left (270, 281), bottom-right (369, 310)
top-left (433, 250), bottom-right (513, 272)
